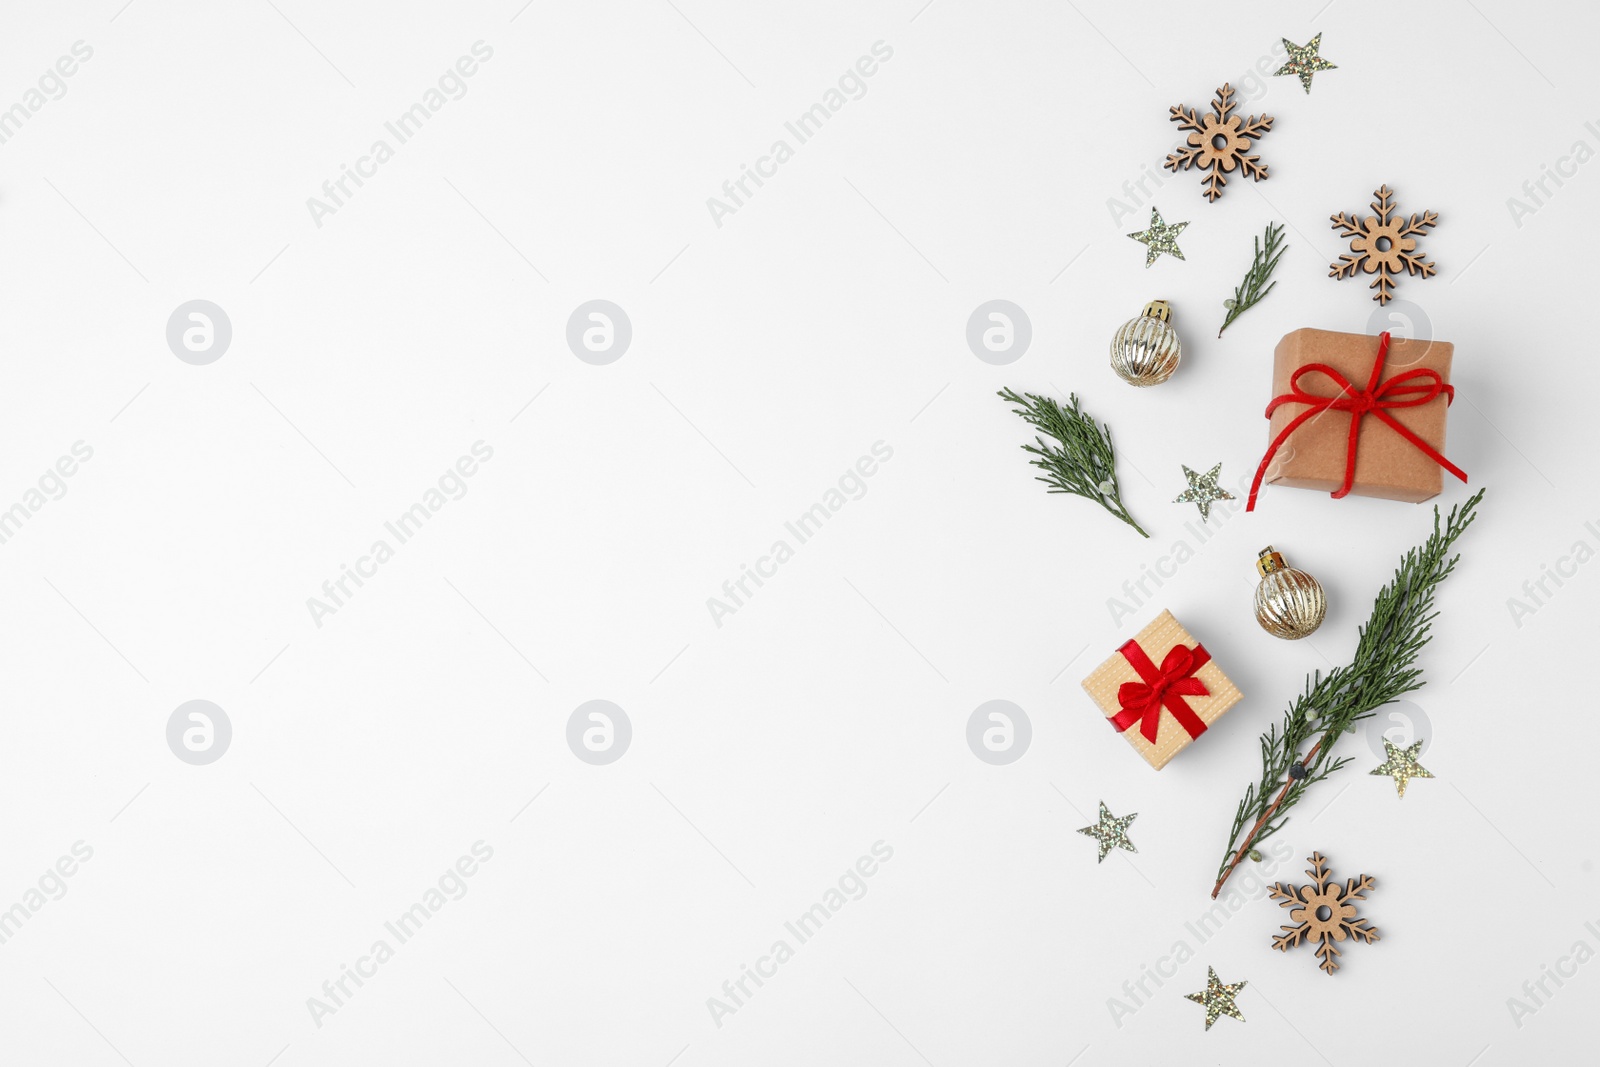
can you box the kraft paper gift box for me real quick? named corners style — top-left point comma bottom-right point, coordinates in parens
top-left (1080, 610), bottom-right (1242, 770)
top-left (1251, 328), bottom-right (1465, 507)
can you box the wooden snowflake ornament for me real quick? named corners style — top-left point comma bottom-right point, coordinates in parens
top-left (1330, 185), bottom-right (1438, 304)
top-left (1165, 84), bottom-right (1273, 201)
top-left (1269, 852), bottom-right (1380, 975)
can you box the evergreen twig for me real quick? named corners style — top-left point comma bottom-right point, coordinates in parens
top-left (1218, 221), bottom-right (1287, 337)
top-left (1211, 489), bottom-right (1485, 898)
top-left (998, 388), bottom-right (1148, 538)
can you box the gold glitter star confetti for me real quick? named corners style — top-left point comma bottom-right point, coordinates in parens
top-left (1173, 463), bottom-right (1235, 522)
top-left (1369, 737), bottom-right (1434, 797)
top-left (1274, 33), bottom-right (1338, 93)
top-left (1269, 852), bottom-right (1380, 975)
top-left (1127, 208), bottom-right (1188, 268)
top-left (1185, 967), bottom-right (1247, 1030)
top-left (1076, 801), bottom-right (1138, 863)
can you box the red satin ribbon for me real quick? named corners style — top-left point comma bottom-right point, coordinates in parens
top-left (1110, 641), bottom-right (1211, 744)
top-left (1246, 331), bottom-right (1467, 511)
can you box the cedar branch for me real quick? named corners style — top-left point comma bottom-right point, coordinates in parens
top-left (1211, 491), bottom-right (1484, 898)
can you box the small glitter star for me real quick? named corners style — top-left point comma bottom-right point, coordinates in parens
top-left (1127, 208), bottom-right (1188, 268)
top-left (1172, 463), bottom-right (1235, 522)
top-left (1274, 33), bottom-right (1338, 94)
top-left (1369, 738), bottom-right (1434, 798)
top-left (1076, 801), bottom-right (1138, 863)
top-left (1185, 966), bottom-right (1247, 1030)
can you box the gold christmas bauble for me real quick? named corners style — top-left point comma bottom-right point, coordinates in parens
top-left (1110, 300), bottom-right (1182, 387)
top-left (1253, 546), bottom-right (1326, 639)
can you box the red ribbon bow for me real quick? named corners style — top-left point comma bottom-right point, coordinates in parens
top-left (1109, 641), bottom-right (1211, 744)
top-left (1246, 331), bottom-right (1467, 511)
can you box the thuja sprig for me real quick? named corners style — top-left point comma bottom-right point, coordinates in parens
top-left (1211, 489), bottom-right (1484, 898)
top-left (998, 388), bottom-right (1148, 538)
top-left (1218, 220), bottom-right (1287, 337)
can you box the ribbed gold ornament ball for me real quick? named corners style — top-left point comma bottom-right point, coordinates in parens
top-left (1109, 300), bottom-right (1182, 387)
top-left (1253, 547), bottom-right (1326, 640)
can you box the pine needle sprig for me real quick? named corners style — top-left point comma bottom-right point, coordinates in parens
top-left (998, 388), bottom-right (1148, 538)
top-left (1218, 221), bottom-right (1287, 337)
top-left (1211, 489), bottom-right (1484, 898)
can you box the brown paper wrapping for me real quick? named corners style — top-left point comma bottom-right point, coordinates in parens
top-left (1264, 328), bottom-right (1454, 503)
top-left (1080, 610), bottom-right (1242, 770)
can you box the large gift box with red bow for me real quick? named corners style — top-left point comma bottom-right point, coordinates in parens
top-left (1080, 610), bottom-right (1242, 770)
top-left (1247, 328), bottom-right (1467, 510)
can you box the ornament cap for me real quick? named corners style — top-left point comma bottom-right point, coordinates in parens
top-left (1141, 299), bottom-right (1172, 323)
top-left (1256, 546), bottom-right (1287, 577)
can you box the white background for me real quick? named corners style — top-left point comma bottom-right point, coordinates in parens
top-left (1, 0), bottom-right (1596, 1064)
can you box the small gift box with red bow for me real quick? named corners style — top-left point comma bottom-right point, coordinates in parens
top-left (1247, 328), bottom-right (1467, 510)
top-left (1081, 610), bottom-right (1243, 770)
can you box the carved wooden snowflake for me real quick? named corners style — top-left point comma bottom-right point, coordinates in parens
top-left (1164, 83), bottom-right (1273, 202)
top-left (1269, 852), bottom-right (1380, 975)
top-left (1330, 185), bottom-right (1438, 305)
